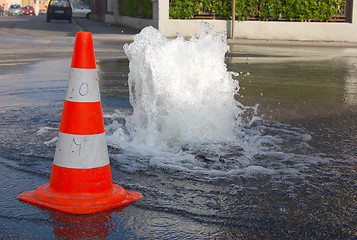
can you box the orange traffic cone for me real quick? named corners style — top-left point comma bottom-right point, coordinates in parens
top-left (18, 32), bottom-right (142, 214)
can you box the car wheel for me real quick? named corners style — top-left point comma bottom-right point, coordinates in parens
top-left (47, 17), bottom-right (50, 22)
top-left (86, 13), bottom-right (90, 19)
top-left (68, 18), bottom-right (72, 23)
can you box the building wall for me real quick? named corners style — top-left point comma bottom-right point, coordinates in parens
top-left (3, 0), bottom-right (21, 10)
top-left (40, 0), bottom-right (49, 10)
top-left (1, 0), bottom-right (6, 10)
top-left (1, 0), bottom-right (47, 11)
top-left (22, 0), bottom-right (33, 6)
top-left (105, 0), bottom-right (357, 43)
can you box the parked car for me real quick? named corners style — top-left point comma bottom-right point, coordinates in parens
top-left (46, 0), bottom-right (72, 23)
top-left (22, 6), bottom-right (35, 15)
top-left (9, 4), bottom-right (22, 16)
top-left (39, 9), bottom-right (46, 15)
top-left (79, 2), bottom-right (90, 9)
top-left (71, 1), bottom-right (91, 19)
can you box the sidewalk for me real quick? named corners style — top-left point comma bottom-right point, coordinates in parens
top-left (73, 17), bottom-right (357, 61)
top-left (73, 17), bottom-right (357, 47)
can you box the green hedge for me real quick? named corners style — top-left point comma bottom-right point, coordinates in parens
top-left (118, 0), bottom-right (153, 19)
top-left (169, 0), bottom-right (232, 19)
top-left (259, 0), bottom-right (345, 21)
top-left (169, 0), bottom-right (346, 21)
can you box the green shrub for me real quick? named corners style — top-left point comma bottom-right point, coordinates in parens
top-left (124, 0), bottom-right (137, 17)
top-left (235, 0), bottom-right (260, 20)
top-left (169, 0), bottom-right (347, 22)
top-left (118, 0), bottom-right (153, 19)
top-left (169, 0), bottom-right (231, 19)
top-left (169, 0), bottom-right (199, 19)
top-left (139, 0), bottom-right (153, 19)
top-left (259, 0), bottom-right (285, 20)
top-left (281, 0), bottom-right (345, 21)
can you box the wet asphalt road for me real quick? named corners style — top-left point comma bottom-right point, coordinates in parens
top-left (0, 15), bottom-right (137, 73)
top-left (0, 15), bottom-right (356, 239)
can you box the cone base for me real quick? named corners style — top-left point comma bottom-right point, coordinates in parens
top-left (18, 183), bottom-right (142, 214)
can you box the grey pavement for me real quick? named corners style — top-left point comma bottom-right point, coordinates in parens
top-left (72, 18), bottom-right (357, 61)
top-left (73, 17), bottom-right (357, 46)
top-left (72, 18), bottom-right (141, 59)
top-left (73, 17), bottom-right (139, 39)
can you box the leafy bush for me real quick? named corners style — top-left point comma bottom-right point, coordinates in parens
top-left (259, 0), bottom-right (285, 20)
top-left (169, 0), bottom-right (199, 19)
top-left (235, 0), bottom-right (260, 20)
top-left (259, 0), bottom-right (345, 21)
top-left (212, 0), bottom-right (234, 19)
top-left (169, 0), bottom-right (347, 22)
top-left (123, 0), bottom-right (137, 17)
top-left (139, 0), bottom-right (153, 18)
top-left (169, 0), bottom-right (231, 19)
top-left (118, 0), bottom-right (153, 19)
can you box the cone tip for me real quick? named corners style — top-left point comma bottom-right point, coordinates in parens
top-left (71, 32), bottom-right (96, 69)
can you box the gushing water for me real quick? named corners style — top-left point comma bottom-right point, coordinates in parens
top-left (121, 23), bottom-right (241, 151)
top-left (106, 23), bottom-right (312, 177)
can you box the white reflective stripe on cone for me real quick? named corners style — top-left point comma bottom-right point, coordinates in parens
top-left (54, 132), bottom-right (109, 169)
top-left (65, 68), bottom-right (100, 102)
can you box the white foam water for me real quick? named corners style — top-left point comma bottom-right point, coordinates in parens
top-left (106, 23), bottom-right (314, 177)
top-left (123, 23), bottom-right (241, 150)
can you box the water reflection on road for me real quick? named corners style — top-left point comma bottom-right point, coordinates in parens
top-left (0, 59), bottom-right (69, 111)
top-left (0, 52), bottom-right (356, 239)
top-left (344, 58), bottom-right (357, 106)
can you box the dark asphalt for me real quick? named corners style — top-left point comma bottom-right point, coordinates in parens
top-left (73, 17), bottom-right (139, 36)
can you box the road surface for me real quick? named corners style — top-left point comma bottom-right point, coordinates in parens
top-left (0, 15), bottom-right (137, 74)
top-left (0, 15), bottom-right (356, 239)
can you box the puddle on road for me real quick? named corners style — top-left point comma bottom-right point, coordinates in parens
top-left (0, 53), bottom-right (356, 239)
top-left (0, 59), bottom-right (70, 111)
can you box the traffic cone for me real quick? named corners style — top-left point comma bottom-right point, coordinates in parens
top-left (18, 32), bottom-right (142, 214)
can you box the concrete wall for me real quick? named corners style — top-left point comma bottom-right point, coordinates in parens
top-left (105, 0), bottom-right (357, 43)
top-left (106, 14), bottom-right (157, 29)
top-left (105, 0), bottom-right (157, 29)
top-left (2, 0), bottom-right (21, 10)
top-left (235, 20), bottom-right (357, 42)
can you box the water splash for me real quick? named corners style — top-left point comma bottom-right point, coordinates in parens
top-left (106, 23), bottom-right (315, 177)
top-left (121, 23), bottom-right (242, 152)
